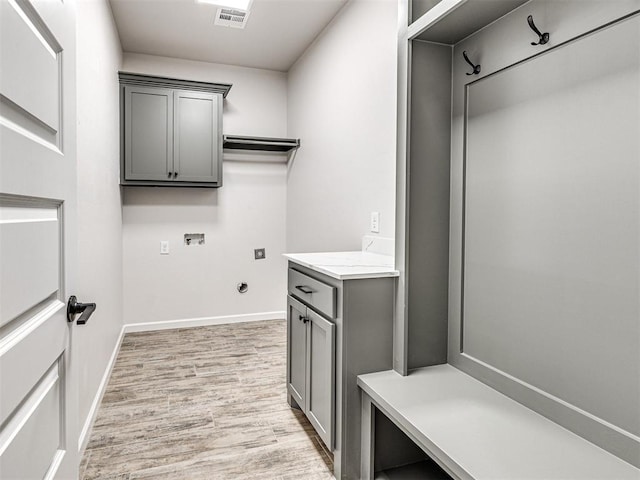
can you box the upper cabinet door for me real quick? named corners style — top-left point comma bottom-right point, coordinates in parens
top-left (173, 90), bottom-right (222, 184)
top-left (124, 85), bottom-right (174, 181)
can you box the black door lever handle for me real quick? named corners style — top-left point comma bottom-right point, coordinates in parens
top-left (67, 295), bottom-right (97, 325)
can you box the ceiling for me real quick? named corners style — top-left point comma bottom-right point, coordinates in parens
top-left (108, 0), bottom-right (348, 72)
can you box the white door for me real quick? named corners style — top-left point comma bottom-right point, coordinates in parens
top-left (0, 0), bottom-right (79, 478)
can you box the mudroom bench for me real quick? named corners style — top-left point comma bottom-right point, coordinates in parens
top-left (358, 365), bottom-right (639, 480)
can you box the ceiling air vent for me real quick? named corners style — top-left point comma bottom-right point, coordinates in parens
top-left (215, 7), bottom-right (250, 28)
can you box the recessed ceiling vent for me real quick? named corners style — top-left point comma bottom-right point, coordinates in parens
top-left (215, 7), bottom-right (250, 28)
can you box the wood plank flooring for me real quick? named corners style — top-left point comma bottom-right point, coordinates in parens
top-left (81, 320), bottom-right (334, 480)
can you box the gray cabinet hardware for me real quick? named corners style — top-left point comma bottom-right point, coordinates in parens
top-left (295, 285), bottom-right (314, 294)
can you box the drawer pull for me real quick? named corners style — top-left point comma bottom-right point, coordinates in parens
top-left (295, 285), bottom-right (314, 294)
top-left (288, 268), bottom-right (336, 318)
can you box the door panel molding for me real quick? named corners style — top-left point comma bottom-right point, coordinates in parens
top-left (0, 360), bottom-right (64, 479)
top-left (0, 0), bottom-right (63, 148)
top-left (0, 300), bottom-right (66, 425)
top-left (0, 195), bottom-right (63, 328)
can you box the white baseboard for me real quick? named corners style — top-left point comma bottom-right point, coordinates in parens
top-left (122, 311), bottom-right (286, 333)
top-left (78, 325), bottom-right (126, 454)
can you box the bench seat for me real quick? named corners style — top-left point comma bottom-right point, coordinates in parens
top-left (358, 364), bottom-right (639, 480)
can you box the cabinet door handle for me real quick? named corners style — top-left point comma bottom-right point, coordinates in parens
top-left (299, 315), bottom-right (309, 323)
top-left (295, 285), bottom-right (314, 294)
top-left (174, 171), bottom-right (178, 178)
top-left (168, 172), bottom-right (172, 178)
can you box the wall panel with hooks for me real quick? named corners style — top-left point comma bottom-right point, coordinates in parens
top-left (390, 1), bottom-right (640, 477)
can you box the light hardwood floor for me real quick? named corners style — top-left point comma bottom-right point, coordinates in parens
top-left (81, 320), bottom-right (334, 479)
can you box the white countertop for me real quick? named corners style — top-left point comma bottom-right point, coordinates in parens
top-left (283, 251), bottom-right (399, 280)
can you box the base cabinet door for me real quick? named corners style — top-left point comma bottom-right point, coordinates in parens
top-left (306, 308), bottom-right (335, 449)
top-left (286, 295), bottom-right (336, 450)
top-left (287, 296), bottom-right (307, 408)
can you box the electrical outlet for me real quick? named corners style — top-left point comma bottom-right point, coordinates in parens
top-left (370, 212), bottom-right (380, 233)
top-left (160, 240), bottom-right (169, 255)
top-left (254, 248), bottom-right (266, 260)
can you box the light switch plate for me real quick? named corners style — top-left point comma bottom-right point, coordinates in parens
top-left (160, 240), bottom-right (169, 255)
top-left (370, 212), bottom-right (380, 233)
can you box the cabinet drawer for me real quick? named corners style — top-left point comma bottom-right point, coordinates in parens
top-left (288, 268), bottom-right (336, 319)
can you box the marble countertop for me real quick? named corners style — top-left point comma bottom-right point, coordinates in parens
top-left (283, 251), bottom-right (399, 280)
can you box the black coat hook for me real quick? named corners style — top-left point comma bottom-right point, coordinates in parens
top-left (527, 15), bottom-right (549, 45)
top-left (462, 51), bottom-right (481, 76)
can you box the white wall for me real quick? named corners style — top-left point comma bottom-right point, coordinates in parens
top-left (286, 0), bottom-right (397, 252)
top-left (121, 53), bottom-right (288, 325)
top-left (76, 0), bottom-right (123, 449)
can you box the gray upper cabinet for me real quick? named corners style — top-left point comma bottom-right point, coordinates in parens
top-left (120, 73), bottom-right (231, 188)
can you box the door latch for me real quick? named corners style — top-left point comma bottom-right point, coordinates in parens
top-left (67, 296), bottom-right (97, 325)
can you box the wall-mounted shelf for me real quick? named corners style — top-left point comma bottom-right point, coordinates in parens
top-left (223, 135), bottom-right (300, 153)
top-left (408, 0), bottom-right (529, 43)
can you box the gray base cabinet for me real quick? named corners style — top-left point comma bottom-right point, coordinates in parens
top-left (286, 263), bottom-right (395, 480)
top-left (119, 73), bottom-right (231, 188)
